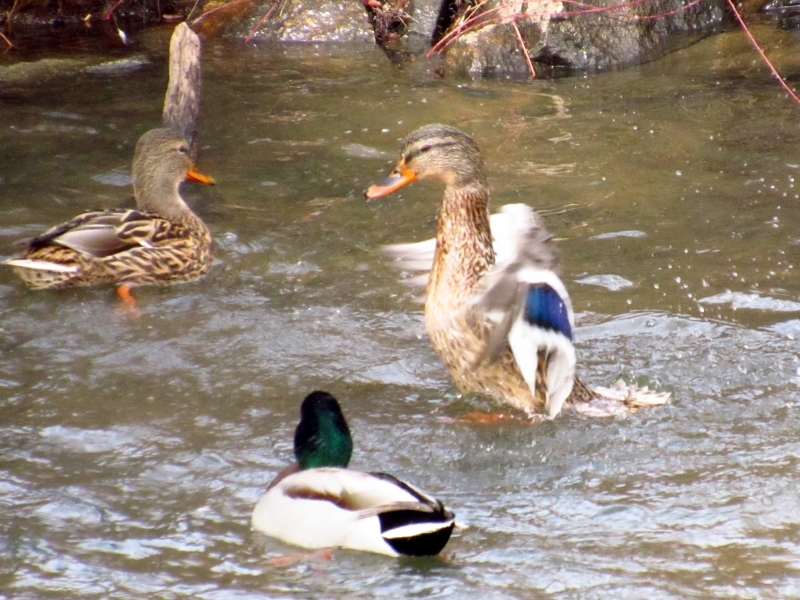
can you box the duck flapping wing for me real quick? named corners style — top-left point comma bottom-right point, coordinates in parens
top-left (471, 204), bottom-right (577, 418)
top-left (383, 203), bottom-right (549, 289)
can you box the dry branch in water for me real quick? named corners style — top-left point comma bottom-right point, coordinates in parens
top-left (163, 22), bottom-right (202, 157)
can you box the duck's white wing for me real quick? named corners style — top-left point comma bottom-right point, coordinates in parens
top-left (383, 204), bottom-right (543, 288)
top-left (382, 203), bottom-right (575, 417)
top-left (382, 237), bottom-right (437, 287)
top-left (252, 467), bottom-right (454, 557)
top-left (472, 209), bottom-right (576, 418)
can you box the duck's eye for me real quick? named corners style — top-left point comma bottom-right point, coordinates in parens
top-left (177, 144), bottom-right (189, 154)
top-left (419, 144), bottom-right (432, 153)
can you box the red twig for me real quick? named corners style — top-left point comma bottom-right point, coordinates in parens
top-left (510, 19), bottom-right (536, 78)
top-left (101, 0), bottom-right (126, 20)
top-left (191, 0), bottom-right (251, 26)
top-left (0, 30), bottom-right (13, 48)
top-left (430, 3), bottom-right (513, 56)
top-left (244, 0), bottom-right (279, 43)
top-left (726, 0), bottom-right (800, 106)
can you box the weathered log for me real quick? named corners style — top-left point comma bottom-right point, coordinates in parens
top-left (163, 23), bottom-right (202, 159)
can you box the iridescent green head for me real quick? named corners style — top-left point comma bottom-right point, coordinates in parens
top-left (294, 391), bottom-right (353, 470)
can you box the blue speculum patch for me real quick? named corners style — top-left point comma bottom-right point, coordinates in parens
top-left (523, 285), bottom-right (573, 340)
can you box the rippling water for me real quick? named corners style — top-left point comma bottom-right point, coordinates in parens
top-left (1, 25), bottom-right (800, 598)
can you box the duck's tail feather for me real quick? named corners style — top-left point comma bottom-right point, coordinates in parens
top-left (377, 500), bottom-right (456, 557)
top-left (3, 258), bottom-right (79, 273)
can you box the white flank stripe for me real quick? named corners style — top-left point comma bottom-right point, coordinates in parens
top-left (382, 520), bottom-right (453, 540)
top-left (4, 259), bottom-right (79, 273)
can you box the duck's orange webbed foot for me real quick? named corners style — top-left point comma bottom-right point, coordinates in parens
top-left (267, 548), bottom-right (334, 566)
top-left (115, 284), bottom-right (141, 318)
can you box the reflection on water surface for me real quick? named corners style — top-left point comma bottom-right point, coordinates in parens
top-left (1, 30), bottom-right (800, 598)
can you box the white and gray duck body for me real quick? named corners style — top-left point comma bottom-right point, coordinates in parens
top-left (251, 391), bottom-right (455, 557)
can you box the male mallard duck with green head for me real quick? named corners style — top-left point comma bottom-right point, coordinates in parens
top-left (4, 128), bottom-right (215, 304)
top-left (366, 124), bottom-right (669, 419)
top-left (251, 391), bottom-right (455, 557)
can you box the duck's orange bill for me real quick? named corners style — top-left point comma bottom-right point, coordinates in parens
top-left (364, 165), bottom-right (417, 199)
top-left (186, 166), bottom-right (216, 185)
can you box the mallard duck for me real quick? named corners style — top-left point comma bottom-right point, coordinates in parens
top-left (366, 124), bottom-right (669, 418)
top-left (251, 391), bottom-right (456, 557)
top-left (3, 128), bottom-right (215, 302)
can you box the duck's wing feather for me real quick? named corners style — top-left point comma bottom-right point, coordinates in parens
top-left (383, 204), bottom-right (542, 288)
top-left (380, 202), bottom-right (576, 415)
top-left (46, 222), bottom-right (144, 257)
top-left (19, 209), bottom-right (126, 252)
top-left (383, 237), bottom-right (437, 268)
top-left (361, 471), bottom-right (454, 551)
top-left (382, 238), bottom-right (437, 288)
top-left (276, 468), bottom-right (443, 513)
top-left (472, 211), bottom-right (577, 418)
top-left (365, 472), bottom-right (453, 515)
top-left (17, 209), bottom-right (188, 260)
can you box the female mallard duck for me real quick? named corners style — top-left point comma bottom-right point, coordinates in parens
top-left (3, 128), bottom-right (215, 303)
top-left (366, 124), bottom-right (669, 418)
top-left (251, 391), bottom-right (456, 557)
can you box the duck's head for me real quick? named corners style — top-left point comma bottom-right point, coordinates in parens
top-left (294, 391), bottom-right (353, 470)
top-left (132, 128), bottom-right (214, 215)
top-left (366, 124), bottom-right (485, 199)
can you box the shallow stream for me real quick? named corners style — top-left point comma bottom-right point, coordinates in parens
top-left (1, 25), bottom-right (800, 598)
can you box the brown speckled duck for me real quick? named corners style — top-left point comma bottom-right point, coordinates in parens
top-left (366, 124), bottom-right (669, 418)
top-left (4, 128), bottom-right (215, 303)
